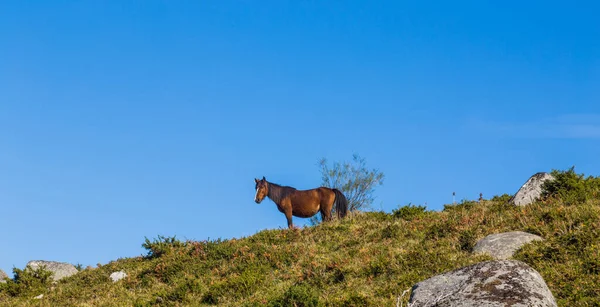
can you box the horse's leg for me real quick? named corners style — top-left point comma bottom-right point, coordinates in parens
top-left (282, 200), bottom-right (295, 229)
top-left (320, 206), bottom-right (332, 222)
top-left (320, 192), bottom-right (334, 222)
top-left (285, 211), bottom-right (294, 229)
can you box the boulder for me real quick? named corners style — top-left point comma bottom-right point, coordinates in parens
top-left (409, 260), bottom-right (557, 307)
top-left (0, 269), bottom-right (8, 283)
top-left (27, 260), bottom-right (78, 281)
top-left (509, 172), bottom-right (554, 206)
top-left (110, 270), bottom-right (127, 282)
top-left (473, 231), bottom-right (544, 260)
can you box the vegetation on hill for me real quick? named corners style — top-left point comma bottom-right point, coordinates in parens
top-left (1, 168), bottom-right (599, 306)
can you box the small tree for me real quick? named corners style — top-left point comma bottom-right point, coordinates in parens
top-left (310, 154), bottom-right (384, 225)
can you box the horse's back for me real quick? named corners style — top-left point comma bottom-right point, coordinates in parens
top-left (289, 187), bottom-right (334, 206)
top-left (294, 187), bottom-right (334, 197)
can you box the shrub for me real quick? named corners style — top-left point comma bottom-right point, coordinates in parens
top-left (490, 193), bottom-right (512, 204)
top-left (392, 204), bottom-right (428, 221)
top-left (541, 167), bottom-right (600, 205)
top-left (366, 210), bottom-right (393, 222)
top-left (443, 199), bottom-right (478, 212)
top-left (142, 235), bottom-right (187, 258)
top-left (458, 229), bottom-right (476, 252)
top-left (1, 265), bottom-right (53, 297)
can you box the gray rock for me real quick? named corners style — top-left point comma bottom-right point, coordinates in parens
top-left (26, 260), bottom-right (78, 281)
top-left (0, 269), bottom-right (8, 283)
top-left (473, 231), bottom-right (544, 260)
top-left (409, 260), bottom-right (557, 307)
top-left (509, 172), bottom-right (554, 206)
top-left (110, 270), bottom-right (127, 282)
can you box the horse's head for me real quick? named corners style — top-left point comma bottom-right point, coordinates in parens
top-left (254, 176), bottom-right (268, 203)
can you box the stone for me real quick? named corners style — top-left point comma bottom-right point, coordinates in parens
top-left (509, 172), bottom-right (555, 206)
top-left (409, 260), bottom-right (557, 307)
top-left (0, 269), bottom-right (8, 283)
top-left (34, 294), bottom-right (44, 299)
top-left (473, 231), bottom-right (544, 260)
top-left (26, 260), bottom-right (78, 281)
top-left (110, 270), bottom-right (127, 282)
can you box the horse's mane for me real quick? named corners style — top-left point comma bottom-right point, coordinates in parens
top-left (267, 181), bottom-right (297, 204)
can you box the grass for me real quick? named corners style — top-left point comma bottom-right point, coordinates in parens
top-left (1, 169), bottom-right (599, 306)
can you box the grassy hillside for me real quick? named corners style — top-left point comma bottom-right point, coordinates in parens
top-left (1, 169), bottom-right (599, 306)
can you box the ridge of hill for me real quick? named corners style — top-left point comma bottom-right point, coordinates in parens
top-left (1, 169), bottom-right (599, 306)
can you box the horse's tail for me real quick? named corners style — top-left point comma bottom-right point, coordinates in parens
top-left (333, 189), bottom-right (348, 219)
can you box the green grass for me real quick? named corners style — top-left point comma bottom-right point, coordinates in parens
top-left (2, 169), bottom-right (599, 306)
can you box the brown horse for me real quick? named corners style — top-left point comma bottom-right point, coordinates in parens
top-left (254, 176), bottom-right (348, 229)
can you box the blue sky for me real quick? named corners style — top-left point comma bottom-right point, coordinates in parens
top-left (1, 1), bottom-right (598, 275)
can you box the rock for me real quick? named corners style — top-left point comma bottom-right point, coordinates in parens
top-left (473, 231), bottom-right (544, 260)
top-left (27, 260), bottom-right (78, 281)
top-left (0, 269), bottom-right (8, 283)
top-left (409, 260), bottom-right (557, 307)
top-left (33, 294), bottom-right (44, 299)
top-left (509, 172), bottom-right (555, 206)
top-left (110, 270), bottom-right (127, 282)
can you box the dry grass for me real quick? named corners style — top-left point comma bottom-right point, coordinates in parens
top-left (2, 173), bottom-right (599, 306)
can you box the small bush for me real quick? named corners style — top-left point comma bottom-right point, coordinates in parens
top-left (443, 199), bottom-right (478, 212)
top-left (1, 265), bottom-right (53, 297)
top-left (392, 204), bottom-right (428, 221)
top-left (490, 193), bottom-right (512, 204)
top-left (458, 230), bottom-right (476, 252)
top-left (366, 210), bottom-right (393, 222)
top-left (142, 235), bottom-right (187, 258)
top-left (541, 167), bottom-right (600, 205)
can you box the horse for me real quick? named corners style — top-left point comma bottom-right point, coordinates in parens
top-left (253, 176), bottom-right (349, 229)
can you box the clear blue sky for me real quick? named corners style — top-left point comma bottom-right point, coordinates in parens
top-left (1, 1), bottom-right (599, 276)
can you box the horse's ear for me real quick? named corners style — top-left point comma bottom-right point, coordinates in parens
top-left (254, 178), bottom-right (259, 183)
top-left (262, 176), bottom-right (266, 181)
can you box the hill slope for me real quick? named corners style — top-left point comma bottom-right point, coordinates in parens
top-left (1, 171), bottom-right (599, 306)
